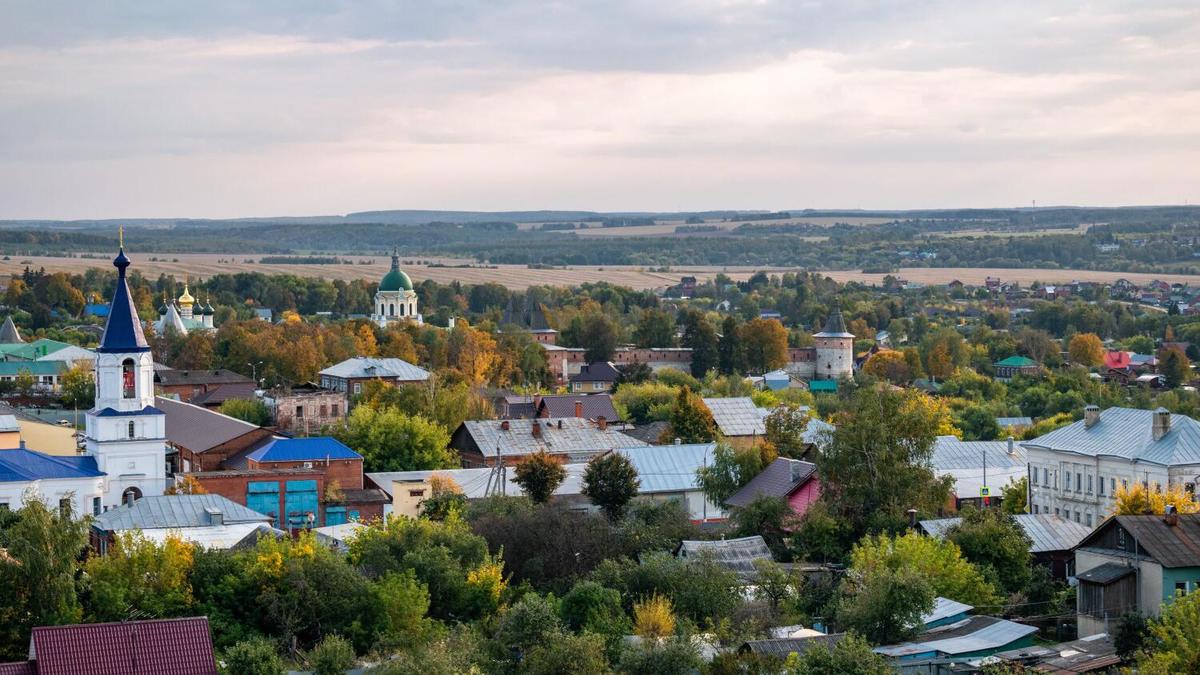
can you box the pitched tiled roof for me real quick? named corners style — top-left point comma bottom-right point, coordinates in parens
top-left (0, 449), bottom-right (103, 483)
top-left (93, 494), bottom-right (271, 531)
top-left (28, 617), bottom-right (217, 675)
top-left (245, 437), bottom-right (361, 463)
top-left (921, 513), bottom-right (1091, 553)
top-left (318, 357), bottom-right (430, 381)
top-left (459, 417), bottom-right (648, 458)
top-left (620, 420), bottom-right (670, 444)
top-left (536, 394), bottom-right (619, 421)
top-left (726, 457), bottom-right (817, 507)
top-left (1022, 407), bottom-right (1200, 466)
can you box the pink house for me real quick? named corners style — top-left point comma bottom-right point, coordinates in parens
top-left (724, 458), bottom-right (821, 517)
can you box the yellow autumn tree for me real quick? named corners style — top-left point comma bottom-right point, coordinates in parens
top-left (1113, 482), bottom-right (1200, 516)
top-left (633, 595), bottom-right (676, 638)
top-left (902, 390), bottom-right (961, 437)
top-left (926, 342), bottom-right (955, 380)
top-left (447, 321), bottom-right (499, 385)
top-left (354, 323), bottom-right (379, 356)
top-left (1068, 333), bottom-right (1105, 367)
top-left (862, 350), bottom-right (911, 384)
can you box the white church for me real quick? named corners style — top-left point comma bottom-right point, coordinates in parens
top-left (0, 244), bottom-right (169, 515)
top-left (372, 248), bottom-right (422, 327)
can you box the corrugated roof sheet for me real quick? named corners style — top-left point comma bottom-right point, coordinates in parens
top-left (995, 417), bottom-right (1033, 428)
top-left (741, 633), bottom-right (845, 657)
top-left (677, 535), bottom-right (773, 577)
top-left (137, 523), bottom-right (283, 550)
top-left (369, 464), bottom-right (588, 500)
top-left (726, 457), bottom-right (817, 507)
top-left (30, 617), bottom-right (216, 675)
top-left (702, 397), bottom-right (766, 437)
top-left (318, 357), bottom-right (430, 381)
top-left (461, 417), bottom-right (648, 458)
top-left (923, 597), bottom-right (974, 626)
top-left (991, 633), bottom-right (1118, 671)
top-left (1022, 407), bottom-right (1200, 467)
top-left (536, 394), bottom-right (619, 421)
top-left (1109, 514), bottom-right (1200, 568)
top-left (616, 443), bottom-right (715, 494)
top-left (93, 494), bottom-right (272, 531)
top-left (875, 616), bottom-right (1037, 658)
top-left (920, 513), bottom-right (1092, 553)
top-left (246, 437), bottom-right (361, 463)
top-left (1077, 562), bottom-right (1136, 584)
top-left (0, 449), bottom-right (103, 483)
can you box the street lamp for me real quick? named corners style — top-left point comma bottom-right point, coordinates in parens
top-left (248, 361), bottom-right (264, 383)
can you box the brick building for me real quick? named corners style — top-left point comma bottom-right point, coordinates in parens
top-left (318, 357), bottom-right (430, 397)
top-left (261, 383), bottom-right (348, 434)
top-left (154, 368), bottom-right (254, 402)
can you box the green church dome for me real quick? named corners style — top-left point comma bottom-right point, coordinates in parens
top-left (379, 250), bottom-right (413, 292)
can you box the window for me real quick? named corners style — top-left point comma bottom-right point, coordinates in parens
top-left (1176, 582), bottom-right (1188, 596)
top-left (59, 497), bottom-right (71, 516)
top-left (319, 404), bottom-right (327, 417)
top-left (1118, 528), bottom-right (1126, 548)
top-left (1086, 513), bottom-right (1093, 527)
top-left (1076, 473), bottom-right (1082, 492)
top-left (122, 487), bottom-right (142, 505)
top-left (1042, 467), bottom-right (1049, 487)
top-left (1112, 478), bottom-right (1117, 494)
top-left (295, 405), bottom-right (304, 419)
top-left (399, 304), bottom-right (405, 316)
top-left (353, 383), bottom-right (362, 395)
top-left (389, 303), bottom-right (395, 316)
top-left (1088, 474), bottom-right (1094, 494)
top-left (1074, 511), bottom-right (1081, 523)
top-left (1033, 504), bottom-right (1039, 514)
top-left (127, 421), bottom-right (136, 439)
top-left (1099, 476), bottom-right (1105, 496)
top-left (121, 358), bottom-right (136, 398)
top-left (1123, 479), bottom-right (1128, 490)
top-left (92, 497), bottom-right (101, 516)
top-left (0, 502), bottom-right (10, 512)
top-left (1054, 507), bottom-right (1060, 516)
top-left (409, 489), bottom-right (426, 498)
top-left (331, 403), bottom-right (340, 416)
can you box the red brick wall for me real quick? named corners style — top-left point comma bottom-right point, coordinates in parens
top-left (247, 458), bottom-right (364, 490)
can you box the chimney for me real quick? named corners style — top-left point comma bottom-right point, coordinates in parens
top-left (574, 400), bottom-right (584, 418)
top-left (1084, 405), bottom-right (1100, 428)
top-left (674, 437), bottom-right (682, 445)
top-left (448, 316), bottom-right (456, 329)
top-left (596, 416), bottom-right (607, 431)
top-left (1153, 408), bottom-right (1171, 441)
top-left (1007, 436), bottom-right (1015, 455)
top-left (500, 420), bottom-right (510, 431)
top-left (531, 421), bottom-right (541, 438)
top-left (557, 419), bottom-right (563, 429)
top-left (1164, 504), bottom-right (1179, 527)
top-left (789, 460), bottom-right (805, 483)
top-left (907, 508), bottom-right (919, 529)
top-left (205, 507), bottom-right (223, 526)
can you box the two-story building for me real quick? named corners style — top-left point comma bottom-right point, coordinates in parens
top-left (318, 356), bottom-right (430, 397)
top-left (1024, 406), bottom-right (1200, 530)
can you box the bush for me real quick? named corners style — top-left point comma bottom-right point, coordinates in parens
top-left (633, 594), bottom-right (676, 638)
top-left (221, 638), bottom-right (284, 675)
top-left (306, 634), bottom-right (355, 675)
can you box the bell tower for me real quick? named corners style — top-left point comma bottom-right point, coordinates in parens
top-left (84, 237), bottom-right (168, 507)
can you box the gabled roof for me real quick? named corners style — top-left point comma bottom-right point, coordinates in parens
top-left (156, 368), bottom-right (253, 387)
top-left (0, 449), bottom-right (103, 483)
top-left (245, 437), bottom-right (361, 463)
top-left (457, 417), bottom-right (648, 458)
top-left (740, 633), bottom-right (845, 658)
top-left (93, 494), bottom-right (272, 531)
top-left (1022, 407), bottom-right (1200, 467)
top-left (187, 382), bottom-right (257, 407)
top-left (97, 248), bottom-right (151, 354)
top-left (570, 361), bottom-right (620, 383)
top-left (535, 394), bottom-right (619, 421)
top-left (1077, 514), bottom-right (1200, 568)
top-left (726, 457), bottom-right (817, 508)
top-left (920, 513), bottom-right (1091, 554)
top-left (318, 357), bottom-right (430, 381)
top-left (1104, 351), bottom-right (1132, 370)
top-left (155, 396), bottom-right (271, 454)
top-left (995, 355), bottom-right (1039, 367)
top-left (1076, 562), bottom-right (1136, 584)
top-left (27, 617), bottom-right (217, 675)
top-left (616, 443), bottom-right (716, 494)
top-left (0, 317), bottom-right (22, 344)
top-left (702, 397), bottom-right (765, 437)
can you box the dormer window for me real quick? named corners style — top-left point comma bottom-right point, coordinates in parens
top-left (122, 358), bottom-right (136, 398)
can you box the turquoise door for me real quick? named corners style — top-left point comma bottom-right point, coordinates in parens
top-left (247, 481), bottom-right (281, 528)
top-left (325, 506), bottom-right (347, 526)
top-left (285, 480), bottom-right (319, 529)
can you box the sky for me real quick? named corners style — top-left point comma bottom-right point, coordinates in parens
top-left (2, 1), bottom-right (1199, 219)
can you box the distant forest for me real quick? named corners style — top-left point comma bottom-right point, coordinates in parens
top-left (4, 206), bottom-right (1200, 273)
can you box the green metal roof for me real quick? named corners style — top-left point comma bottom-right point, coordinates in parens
top-left (0, 361), bottom-right (67, 376)
top-left (379, 250), bottom-right (413, 291)
top-left (0, 339), bottom-right (74, 361)
top-left (808, 380), bottom-right (838, 392)
top-left (995, 355), bottom-right (1039, 367)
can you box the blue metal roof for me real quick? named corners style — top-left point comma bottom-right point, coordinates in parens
top-left (0, 448), bottom-right (104, 482)
top-left (245, 437), bottom-right (361, 463)
top-left (97, 248), bottom-right (151, 354)
top-left (84, 303), bottom-right (110, 317)
top-left (93, 405), bottom-right (165, 417)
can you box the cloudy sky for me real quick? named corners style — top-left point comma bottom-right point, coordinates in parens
top-left (2, 1), bottom-right (1198, 218)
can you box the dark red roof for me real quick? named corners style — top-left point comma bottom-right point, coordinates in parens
top-left (0, 662), bottom-right (35, 675)
top-left (30, 617), bottom-right (216, 675)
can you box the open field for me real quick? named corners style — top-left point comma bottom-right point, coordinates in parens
top-left (6, 254), bottom-right (1200, 291)
top-left (931, 223), bottom-right (1096, 239)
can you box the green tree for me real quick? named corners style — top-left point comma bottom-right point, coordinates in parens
top-left (817, 387), bottom-right (954, 539)
top-left (696, 442), bottom-right (767, 506)
top-left (849, 531), bottom-right (1001, 607)
top-left (13, 368), bottom-right (35, 396)
top-left (0, 495), bottom-right (87, 659)
top-left (59, 362), bottom-right (95, 409)
top-left (680, 312), bottom-right (719, 378)
top-left (580, 313), bottom-right (620, 363)
top-left (559, 580), bottom-right (630, 635)
top-left (618, 637), bottom-right (700, 675)
top-left (667, 387), bottom-right (717, 443)
top-left (612, 381), bottom-right (677, 424)
top-left (83, 531), bottom-right (195, 622)
top-left (221, 637), bottom-right (284, 675)
top-left (783, 632), bottom-right (894, 674)
top-left (513, 451), bottom-right (567, 504)
top-left (957, 405), bottom-right (1002, 441)
top-left (1136, 587), bottom-right (1200, 674)
top-left (945, 507), bottom-right (1032, 596)
top-left (305, 634), bottom-right (356, 675)
top-left (582, 452), bottom-right (640, 520)
top-left (1000, 476), bottom-right (1028, 514)
top-left (219, 398), bottom-right (272, 427)
top-left (764, 404), bottom-right (815, 458)
top-left (835, 565), bottom-right (934, 645)
top-left (1160, 346), bottom-right (1191, 388)
top-left (330, 405), bottom-right (455, 472)
top-left (717, 316), bottom-right (745, 375)
top-left (1114, 612), bottom-right (1147, 661)
top-left (634, 309), bottom-right (676, 348)
top-left (524, 632), bottom-right (610, 675)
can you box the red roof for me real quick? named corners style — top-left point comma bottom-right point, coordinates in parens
top-left (0, 663), bottom-right (35, 675)
top-left (29, 617), bottom-right (216, 675)
top-left (1104, 351), bottom-right (1131, 370)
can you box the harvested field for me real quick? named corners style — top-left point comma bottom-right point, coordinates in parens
top-left (5, 254), bottom-right (1198, 291)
